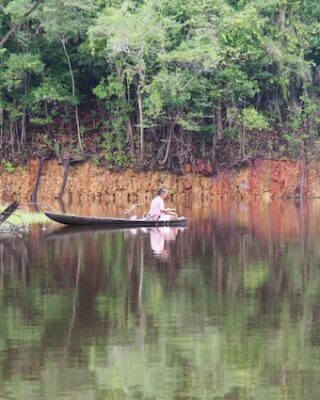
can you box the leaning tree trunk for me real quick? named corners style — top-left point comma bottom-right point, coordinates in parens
top-left (0, 201), bottom-right (19, 225)
top-left (15, 120), bottom-right (21, 152)
top-left (58, 199), bottom-right (66, 214)
top-left (56, 159), bottom-right (70, 200)
top-left (159, 122), bottom-right (175, 166)
top-left (56, 155), bottom-right (83, 200)
top-left (31, 157), bottom-right (44, 204)
top-left (0, 0), bottom-right (43, 47)
top-left (61, 38), bottom-right (83, 153)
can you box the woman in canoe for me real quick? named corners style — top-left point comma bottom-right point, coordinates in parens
top-left (147, 188), bottom-right (178, 221)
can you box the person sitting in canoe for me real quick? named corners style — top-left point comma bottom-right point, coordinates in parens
top-left (147, 188), bottom-right (178, 221)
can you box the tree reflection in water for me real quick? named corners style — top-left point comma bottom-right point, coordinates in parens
top-left (0, 200), bottom-right (320, 398)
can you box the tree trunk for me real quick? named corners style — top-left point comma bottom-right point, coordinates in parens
top-left (126, 118), bottom-right (135, 157)
top-left (61, 38), bottom-right (83, 152)
top-left (58, 198), bottom-right (66, 213)
top-left (241, 127), bottom-right (246, 158)
top-left (0, 201), bottom-right (19, 225)
top-left (15, 120), bottom-right (21, 152)
top-left (215, 99), bottom-right (223, 141)
top-left (21, 110), bottom-right (26, 145)
top-left (124, 75), bottom-right (135, 157)
top-left (0, 108), bottom-right (3, 149)
top-left (44, 101), bottom-right (51, 136)
top-left (275, 95), bottom-right (284, 125)
top-left (212, 106), bottom-right (217, 158)
top-left (10, 121), bottom-right (15, 155)
top-left (299, 145), bottom-right (306, 203)
top-left (56, 160), bottom-right (70, 200)
top-left (31, 157), bottom-right (44, 204)
top-left (137, 85), bottom-right (144, 161)
top-left (278, 3), bottom-right (286, 37)
top-left (159, 122), bottom-right (175, 165)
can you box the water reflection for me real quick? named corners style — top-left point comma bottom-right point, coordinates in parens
top-left (150, 227), bottom-right (180, 260)
top-left (1, 200), bottom-right (320, 398)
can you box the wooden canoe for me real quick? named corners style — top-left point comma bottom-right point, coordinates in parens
top-left (45, 212), bottom-right (187, 227)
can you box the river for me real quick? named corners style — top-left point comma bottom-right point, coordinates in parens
top-left (0, 199), bottom-right (319, 399)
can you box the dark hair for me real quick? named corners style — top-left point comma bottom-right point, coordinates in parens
top-left (158, 188), bottom-right (168, 195)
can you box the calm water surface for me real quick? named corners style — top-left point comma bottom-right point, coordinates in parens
top-left (1, 199), bottom-right (320, 399)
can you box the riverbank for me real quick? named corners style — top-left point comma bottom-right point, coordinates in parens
top-left (0, 158), bottom-right (319, 203)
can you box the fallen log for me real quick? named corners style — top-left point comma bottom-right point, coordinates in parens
top-left (0, 201), bottom-right (19, 225)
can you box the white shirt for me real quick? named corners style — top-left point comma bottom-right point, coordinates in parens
top-left (148, 196), bottom-right (164, 218)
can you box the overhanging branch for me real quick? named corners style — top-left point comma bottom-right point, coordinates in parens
top-left (0, 0), bottom-right (43, 47)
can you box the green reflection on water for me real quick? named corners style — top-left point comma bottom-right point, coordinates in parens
top-left (0, 201), bottom-right (319, 399)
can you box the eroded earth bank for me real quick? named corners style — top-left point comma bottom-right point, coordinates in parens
top-left (0, 158), bottom-right (319, 205)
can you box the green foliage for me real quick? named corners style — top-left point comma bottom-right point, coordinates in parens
top-left (39, 133), bottom-right (60, 155)
top-left (29, 117), bottom-right (53, 125)
top-left (241, 107), bottom-right (269, 131)
top-left (283, 131), bottom-right (308, 158)
top-left (1, 53), bottom-right (44, 90)
top-left (0, 0), bottom-right (320, 164)
top-left (1, 159), bottom-right (14, 172)
top-left (102, 132), bottom-right (131, 167)
top-left (30, 77), bottom-right (72, 106)
top-left (39, 0), bottom-right (95, 40)
top-left (8, 210), bottom-right (50, 225)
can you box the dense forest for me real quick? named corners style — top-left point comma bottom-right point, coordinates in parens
top-left (0, 0), bottom-right (320, 172)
